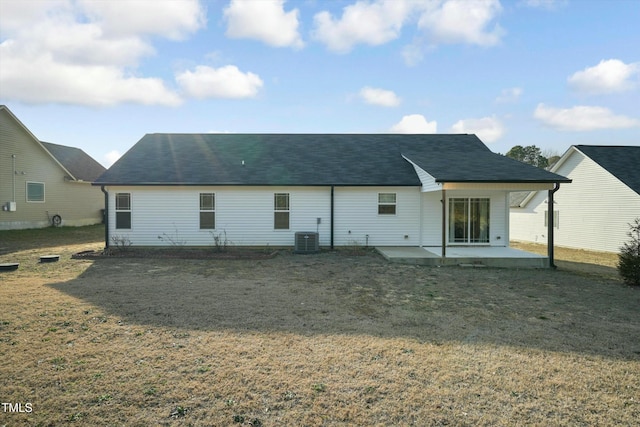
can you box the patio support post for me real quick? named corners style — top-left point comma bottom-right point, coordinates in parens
top-left (547, 183), bottom-right (560, 268)
top-left (441, 188), bottom-right (446, 259)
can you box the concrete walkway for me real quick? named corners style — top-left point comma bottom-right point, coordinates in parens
top-left (376, 246), bottom-right (548, 268)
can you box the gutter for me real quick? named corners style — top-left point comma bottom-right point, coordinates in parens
top-left (101, 186), bottom-right (109, 250)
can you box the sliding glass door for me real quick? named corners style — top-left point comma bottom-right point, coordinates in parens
top-left (449, 198), bottom-right (490, 244)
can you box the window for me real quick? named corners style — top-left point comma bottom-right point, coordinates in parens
top-left (449, 198), bottom-right (490, 243)
top-left (274, 193), bottom-right (290, 230)
top-left (26, 182), bottom-right (45, 202)
top-left (200, 193), bottom-right (215, 229)
top-left (544, 210), bottom-right (559, 229)
top-left (115, 193), bottom-right (131, 229)
top-left (378, 193), bottom-right (396, 215)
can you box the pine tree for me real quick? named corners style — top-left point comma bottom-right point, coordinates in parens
top-left (618, 218), bottom-right (640, 286)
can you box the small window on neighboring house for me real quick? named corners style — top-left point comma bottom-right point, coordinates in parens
top-left (115, 193), bottom-right (131, 229)
top-left (200, 193), bottom-right (215, 229)
top-left (544, 210), bottom-right (559, 229)
top-left (378, 193), bottom-right (396, 215)
top-left (274, 193), bottom-right (290, 230)
top-left (26, 182), bottom-right (45, 202)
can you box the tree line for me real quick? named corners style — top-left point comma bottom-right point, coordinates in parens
top-left (504, 145), bottom-right (560, 169)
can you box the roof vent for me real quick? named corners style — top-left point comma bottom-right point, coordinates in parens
top-left (294, 232), bottom-right (319, 254)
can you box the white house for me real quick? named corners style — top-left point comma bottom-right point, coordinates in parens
top-left (1, 105), bottom-right (106, 230)
top-left (94, 134), bottom-right (570, 261)
top-left (511, 145), bottom-right (640, 253)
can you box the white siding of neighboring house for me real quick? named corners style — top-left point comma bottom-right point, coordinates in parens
top-left (422, 190), bottom-right (509, 247)
top-left (510, 149), bottom-right (640, 253)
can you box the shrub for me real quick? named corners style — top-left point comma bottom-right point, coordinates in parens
top-left (618, 218), bottom-right (640, 286)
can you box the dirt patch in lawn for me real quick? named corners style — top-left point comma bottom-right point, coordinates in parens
top-left (1, 228), bottom-right (639, 426)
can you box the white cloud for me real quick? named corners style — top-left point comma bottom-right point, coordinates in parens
top-left (224, 0), bottom-right (303, 48)
top-left (496, 87), bottom-right (523, 103)
top-left (312, 0), bottom-right (504, 59)
top-left (0, 0), bottom-right (205, 106)
top-left (568, 59), bottom-right (640, 95)
top-left (451, 116), bottom-right (504, 143)
top-left (80, 0), bottom-right (205, 39)
top-left (390, 114), bottom-right (437, 133)
top-left (176, 65), bottom-right (263, 99)
top-left (312, 0), bottom-right (412, 53)
top-left (534, 104), bottom-right (640, 131)
top-left (105, 150), bottom-right (122, 167)
top-left (0, 45), bottom-right (181, 106)
top-left (520, 0), bottom-right (567, 9)
top-left (417, 0), bottom-right (504, 47)
top-left (359, 86), bottom-right (401, 107)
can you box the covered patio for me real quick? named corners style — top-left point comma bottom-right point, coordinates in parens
top-left (376, 246), bottom-right (548, 268)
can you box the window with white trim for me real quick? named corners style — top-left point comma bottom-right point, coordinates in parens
top-left (378, 193), bottom-right (396, 215)
top-left (26, 182), bottom-right (45, 202)
top-left (449, 198), bottom-right (490, 243)
top-left (274, 193), bottom-right (290, 230)
top-left (200, 193), bottom-right (215, 229)
top-left (115, 193), bottom-right (131, 229)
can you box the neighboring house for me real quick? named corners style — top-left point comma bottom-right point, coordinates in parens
top-left (0, 105), bottom-right (106, 230)
top-left (94, 133), bottom-right (569, 256)
top-left (511, 145), bottom-right (640, 253)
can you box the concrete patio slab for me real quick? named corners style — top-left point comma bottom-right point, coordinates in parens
top-left (376, 246), bottom-right (549, 268)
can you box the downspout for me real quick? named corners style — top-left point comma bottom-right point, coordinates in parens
top-left (330, 185), bottom-right (334, 250)
top-left (547, 183), bottom-right (560, 269)
top-left (441, 188), bottom-right (446, 259)
top-left (101, 186), bottom-right (109, 250)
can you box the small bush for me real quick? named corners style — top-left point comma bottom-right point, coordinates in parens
top-left (618, 218), bottom-right (640, 286)
top-left (110, 235), bottom-right (131, 251)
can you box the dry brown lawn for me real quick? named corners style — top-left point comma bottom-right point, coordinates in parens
top-left (1, 226), bottom-right (639, 426)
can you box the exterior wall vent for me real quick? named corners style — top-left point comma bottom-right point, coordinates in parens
top-left (294, 232), bottom-right (319, 254)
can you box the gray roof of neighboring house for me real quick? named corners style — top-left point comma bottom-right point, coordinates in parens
top-left (41, 141), bottom-right (106, 181)
top-left (509, 191), bottom-right (531, 208)
top-left (575, 145), bottom-right (640, 196)
top-left (94, 133), bottom-right (570, 186)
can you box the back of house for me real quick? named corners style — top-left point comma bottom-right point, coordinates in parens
top-left (94, 133), bottom-right (569, 253)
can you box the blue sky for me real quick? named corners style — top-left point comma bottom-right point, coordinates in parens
top-left (1, 0), bottom-right (638, 167)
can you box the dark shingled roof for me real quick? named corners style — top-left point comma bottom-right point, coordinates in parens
top-left (575, 145), bottom-right (640, 196)
top-left (95, 134), bottom-right (569, 186)
top-left (41, 141), bottom-right (106, 181)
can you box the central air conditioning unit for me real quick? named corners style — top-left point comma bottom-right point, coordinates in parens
top-left (294, 232), bottom-right (319, 254)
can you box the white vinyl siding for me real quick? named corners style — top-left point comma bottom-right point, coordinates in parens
top-left (334, 187), bottom-right (421, 246)
top-left (105, 187), bottom-right (331, 247)
top-left (103, 185), bottom-right (515, 248)
top-left (510, 149), bottom-right (640, 253)
top-left (104, 186), bottom-right (426, 247)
